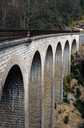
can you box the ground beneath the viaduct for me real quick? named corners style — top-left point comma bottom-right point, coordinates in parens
top-left (54, 103), bottom-right (83, 128)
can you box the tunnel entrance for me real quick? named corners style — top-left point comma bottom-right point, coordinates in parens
top-left (29, 51), bottom-right (42, 128)
top-left (0, 65), bottom-right (25, 128)
top-left (44, 45), bottom-right (53, 128)
top-left (55, 43), bottom-right (62, 103)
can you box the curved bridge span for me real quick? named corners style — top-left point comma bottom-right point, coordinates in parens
top-left (0, 33), bottom-right (79, 128)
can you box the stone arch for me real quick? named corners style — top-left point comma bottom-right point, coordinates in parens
top-left (71, 39), bottom-right (77, 54)
top-left (63, 40), bottom-right (70, 76)
top-left (0, 65), bottom-right (25, 128)
top-left (29, 51), bottom-right (42, 128)
top-left (44, 45), bottom-right (53, 128)
top-left (55, 42), bottom-right (62, 103)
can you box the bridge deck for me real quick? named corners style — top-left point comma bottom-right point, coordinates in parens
top-left (0, 30), bottom-right (79, 41)
top-left (0, 31), bottom-right (80, 54)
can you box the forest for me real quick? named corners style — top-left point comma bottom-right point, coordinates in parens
top-left (0, 0), bottom-right (84, 30)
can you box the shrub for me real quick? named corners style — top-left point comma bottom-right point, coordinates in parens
top-left (75, 88), bottom-right (81, 99)
top-left (63, 115), bottom-right (69, 124)
top-left (63, 75), bottom-right (72, 102)
top-left (75, 99), bottom-right (84, 118)
top-left (63, 75), bottom-right (71, 93)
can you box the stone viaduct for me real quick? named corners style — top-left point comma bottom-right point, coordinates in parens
top-left (0, 33), bottom-right (79, 128)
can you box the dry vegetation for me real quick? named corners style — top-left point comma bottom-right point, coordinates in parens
top-left (54, 103), bottom-right (82, 128)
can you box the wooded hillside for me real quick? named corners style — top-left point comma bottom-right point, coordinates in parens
top-left (0, 0), bottom-right (84, 30)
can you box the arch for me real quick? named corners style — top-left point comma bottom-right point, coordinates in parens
top-left (44, 45), bottom-right (53, 128)
top-left (71, 39), bottom-right (77, 54)
top-left (55, 42), bottom-right (62, 103)
top-left (0, 65), bottom-right (25, 128)
top-left (29, 51), bottom-right (42, 128)
top-left (63, 40), bottom-right (70, 76)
